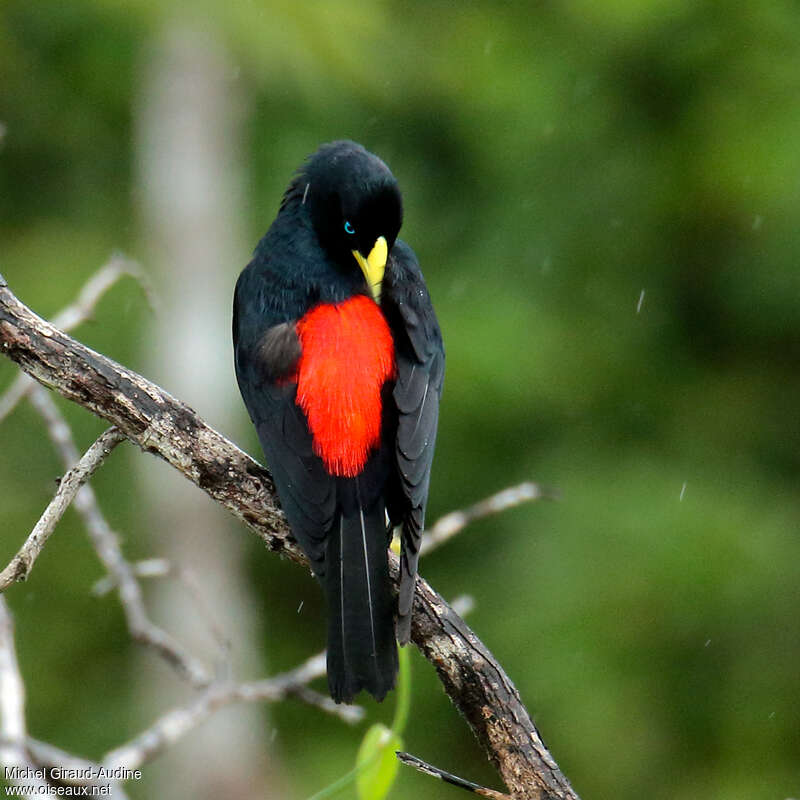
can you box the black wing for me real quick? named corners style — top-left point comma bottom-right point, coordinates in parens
top-left (383, 240), bottom-right (445, 643)
top-left (235, 265), bottom-right (398, 702)
top-left (233, 270), bottom-right (336, 575)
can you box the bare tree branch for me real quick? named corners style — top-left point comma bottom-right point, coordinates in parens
top-left (23, 740), bottom-right (129, 800)
top-left (2, 596), bottom-right (128, 798)
top-left (2, 597), bottom-right (356, 793)
top-left (0, 597), bottom-right (51, 797)
top-left (92, 558), bottom-right (174, 595)
top-left (24, 384), bottom-right (215, 687)
top-left (0, 255), bottom-right (153, 426)
top-left (448, 594), bottom-right (476, 618)
top-left (0, 424), bottom-right (125, 590)
top-left (25, 739), bottom-right (104, 775)
top-left (0, 372), bottom-right (30, 425)
top-left (0, 276), bottom-right (580, 800)
top-left (48, 255), bottom-right (157, 331)
top-left (3, 601), bottom-right (348, 792)
top-left (397, 751), bottom-right (513, 799)
top-left (93, 558), bottom-right (232, 658)
top-left (421, 482), bottom-right (552, 557)
top-left (102, 651), bottom-right (362, 772)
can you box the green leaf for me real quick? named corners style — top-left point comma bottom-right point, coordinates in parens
top-left (391, 645), bottom-right (412, 737)
top-left (355, 723), bottom-right (403, 800)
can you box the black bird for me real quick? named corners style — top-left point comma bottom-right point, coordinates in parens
top-left (233, 141), bottom-right (444, 703)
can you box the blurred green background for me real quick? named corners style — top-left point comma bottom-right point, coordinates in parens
top-left (2, 1), bottom-right (799, 799)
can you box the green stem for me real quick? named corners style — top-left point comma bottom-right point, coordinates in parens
top-left (391, 644), bottom-right (411, 737)
top-left (304, 645), bottom-right (412, 800)
top-left (306, 761), bottom-right (369, 800)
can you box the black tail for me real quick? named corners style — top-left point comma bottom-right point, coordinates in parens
top-left (324, 485), bottom-right (397, 704)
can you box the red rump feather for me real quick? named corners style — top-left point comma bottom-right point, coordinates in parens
top-left (295, 296), bottom-right (395, 477)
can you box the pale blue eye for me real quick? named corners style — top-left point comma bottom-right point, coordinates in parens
top-left (344, 221), bottom-right (355, 235)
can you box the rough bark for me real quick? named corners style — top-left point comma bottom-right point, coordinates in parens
top-left (0, 276), bottom-right (579, 800)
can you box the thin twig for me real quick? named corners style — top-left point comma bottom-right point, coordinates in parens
top-left (92, 558), bottom-right (173, 595)
top-left (24, 740), bottom-right (129, 799)
top-left (102, 650), bottom-right (361, 772)
top-left (237, 650), bottom-right (362, 725)
top-left (0, 255), bottom-right (153, 425)
top-left (26, 386), bottom-right (213, 688)
top-left (50, 254), bottom-right (156, 330)
top-left (396, 752), bottom-right (512, 799)
top-left (25, 739), bottom-right (103, 776)
top-left (449, 594), bottom-right (475, 618)
top-left (0, 597), bottom-right (50, 796)
top-left (0, 425), bottom-right (126, 590)
top-left (421, 481), bottom-right (554, 556)
top-left (92, 558), bottom-right (231, 661)
top-left (1, 598), bottom-right (127, 798)
top-left (0, 374), bottom-right (30, 425)
top-left (101, 684), bottom-right (244, 772)
top-left (0, 604), bottom-right (126, 798)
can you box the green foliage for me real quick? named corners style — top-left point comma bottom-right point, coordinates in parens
top-left (355, 724), bottom-right (403, 800)
top-left (2, 2), bottom-right (800, 799)
top-left (305, 647), bottom-right (409, 800)
top-left (353, 645), bottom-right (410, 800)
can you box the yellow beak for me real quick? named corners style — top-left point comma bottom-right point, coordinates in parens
top-left (352, 236), bottom-right (388, 302)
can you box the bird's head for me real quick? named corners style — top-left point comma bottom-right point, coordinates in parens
top-left (302, 141), bottom-right (403, 301)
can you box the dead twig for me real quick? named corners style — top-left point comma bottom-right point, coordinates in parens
top-left (421, 482), bottom-right (554, 556)
top-left (24, 740), bottom-right (129, 799)
top-left (0, 424), bottom-right (126, 590)
top-left (102, 650), bottom-right (361, 772)
top-left (92, 558), bottom-right (231, 659)
top-left (24, 385), bottom-right (213, 688)
top-left (396, 751), bottom-right (512, 799)
top-left (1, 595), bottom-right (352, 795)
top-left (92, 558), bottom-right (173, 595)
top-left (49, 254), bottom-right (157, 330)
top-left (0, 254), bottom-right (153, 426)
top-left (0, 597), bottom-right (50, 796)
top-left (1, 600), bottom-right (129, 798)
